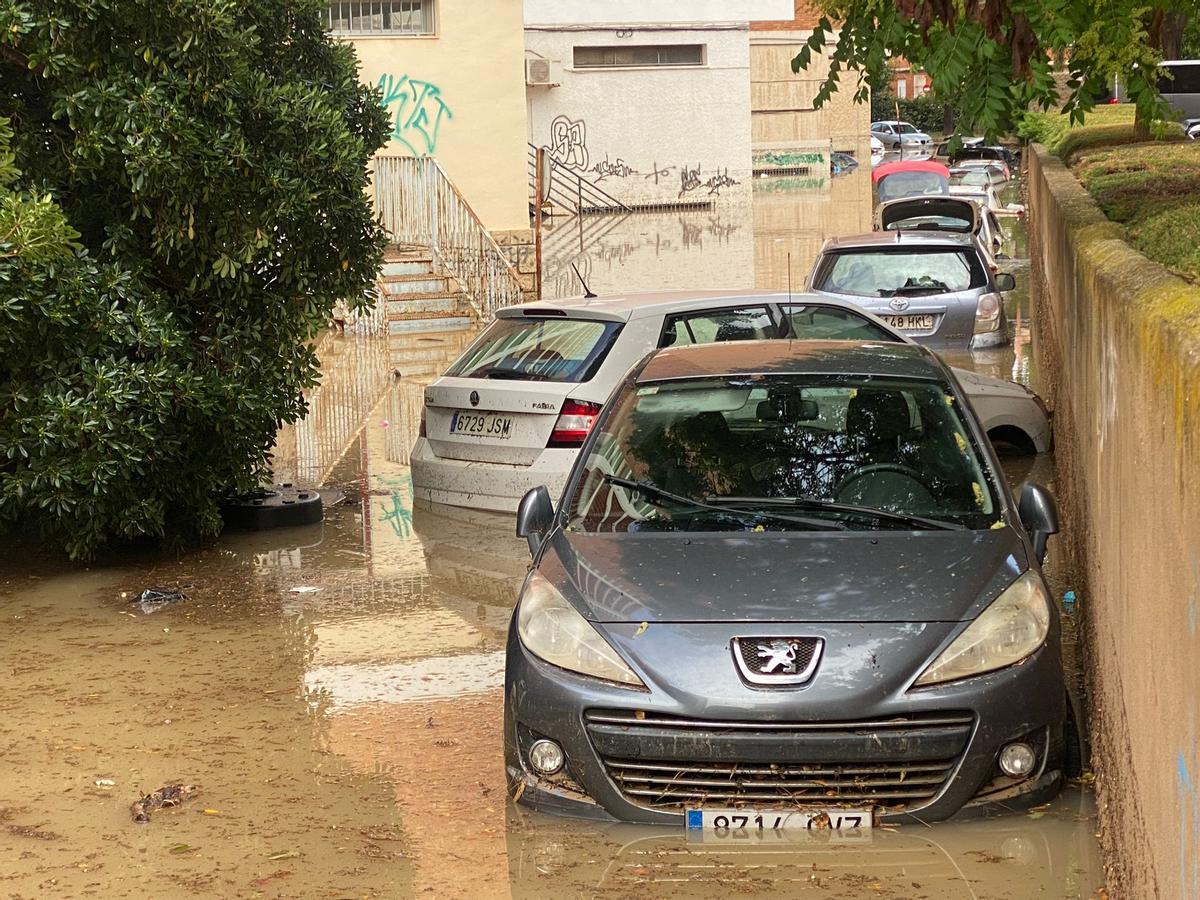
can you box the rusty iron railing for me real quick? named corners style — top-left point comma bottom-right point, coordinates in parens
top-left (373, 156), bottom-right (526, 319)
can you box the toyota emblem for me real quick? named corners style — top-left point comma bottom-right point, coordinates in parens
top-left (888, 297), bottom-right (911, 312)
top-left (469, 390), bottom-right (480, 407)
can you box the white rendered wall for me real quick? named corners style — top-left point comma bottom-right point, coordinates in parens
top-left (525, 0), bottom-right (792, 27)
top-left (526, 27), bottom-right (754, 207)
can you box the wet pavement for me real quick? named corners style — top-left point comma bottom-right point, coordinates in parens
top-left (0, 169), bottom-right (1105, 898)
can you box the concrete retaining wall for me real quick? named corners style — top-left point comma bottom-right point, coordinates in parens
top-left (1028, 145), bottom-right (1200, 899)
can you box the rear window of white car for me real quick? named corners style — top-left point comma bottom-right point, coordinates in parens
top-left (446, 316), bottom-right (621, 383)
top-left (816, 249), bottom-right (986, 298)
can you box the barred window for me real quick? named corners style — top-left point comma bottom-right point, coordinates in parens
top-left (573, 44), bottom-right (705, 69)
top-left (325, 1), bottom-right (434, 35)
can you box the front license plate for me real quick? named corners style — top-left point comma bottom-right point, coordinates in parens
top-left (449, 410), bottom-right (513, 439)
top-left (686, 808), bottom-right (873, 839)
top-left (881, 314), bottom-right (936, 331)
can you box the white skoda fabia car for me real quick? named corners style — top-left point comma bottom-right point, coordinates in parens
top-left (410, 291), bottom-right (1050, 513)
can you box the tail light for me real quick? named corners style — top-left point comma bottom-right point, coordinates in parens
top-left (547, 399), bottom-right (601, 448)
top-left (974, 293), bottom-right (1002, 334)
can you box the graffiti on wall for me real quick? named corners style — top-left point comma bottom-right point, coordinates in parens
top-left (1179, 739), bottom-right (1199, 899)
top-left (548, 115), bottom-right (590, 170)
top-left (678, 164), bottom-right (740, 199)
top-left (378, 74), bottom-right (453, 157)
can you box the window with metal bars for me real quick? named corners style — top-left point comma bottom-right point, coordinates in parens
top-left (325, 1), bottom-right (434, 35)
top-left (573, 44), bottom-right (705, 69)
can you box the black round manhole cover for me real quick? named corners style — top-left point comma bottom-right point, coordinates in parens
top-left (220, 483), bottom-right (325, 530)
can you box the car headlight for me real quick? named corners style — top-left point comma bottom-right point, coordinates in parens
top-left (517, 572), bottom-right (645, 688)
top-left (914, 571), bottom-right (1051, 687)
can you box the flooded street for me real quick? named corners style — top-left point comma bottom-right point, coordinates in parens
top-left (0, 171), bottom-right (1104, 898)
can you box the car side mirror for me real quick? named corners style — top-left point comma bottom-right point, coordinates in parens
top-left (1017, 482), bottom-right (1059, 565)
top-left (995, 272), bottom-right (1016, 292)
top-left (516, 485), bottom-right (555, 558)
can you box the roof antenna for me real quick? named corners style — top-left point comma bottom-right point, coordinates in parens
top-left (571, 263), bottom-right (597, 299)
top-left (787, 253), bottom-right (793, 304)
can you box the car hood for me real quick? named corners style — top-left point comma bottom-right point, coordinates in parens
top-left (951, 367), bottom-right (1034, 399)
top-left (542, 529), bottom-right (1027, 625)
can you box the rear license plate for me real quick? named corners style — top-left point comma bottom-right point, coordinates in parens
top-left (686, 808), bottom-right (873, 839)
top-left (882, 314), bottom-right (936, 331)
top-left (449, 410), bottom-right (513, 439)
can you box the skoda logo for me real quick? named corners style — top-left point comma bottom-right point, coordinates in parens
top-left (888, 297), bottom-right (911, 312)
top-left (469, 390), bottom-right (480, 407)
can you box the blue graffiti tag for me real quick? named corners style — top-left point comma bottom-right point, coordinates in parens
top-left (1180, 743), bottom-right (1200, 899)
top-left (377, 74), bottom-right (453, 157)
top-left (379, 475), bottom-right (414, 538)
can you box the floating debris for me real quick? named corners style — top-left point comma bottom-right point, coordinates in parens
top-left (131, 783), bottom-right (199, 823)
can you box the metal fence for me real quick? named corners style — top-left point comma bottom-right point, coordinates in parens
top-left (373, 155), bottom-right (526, 319)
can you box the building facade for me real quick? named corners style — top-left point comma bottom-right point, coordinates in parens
top-left (524, 0), bottom-right (792, 210)
top-left (326, 0), bottom-right (530, 234)
top-left (749, 1), bottom-right (872, 169)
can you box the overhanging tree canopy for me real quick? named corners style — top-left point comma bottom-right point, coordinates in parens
top-left (793, 0), bottom-right (1197, 135)
top-left (0, 0), bottom-right (389, 558)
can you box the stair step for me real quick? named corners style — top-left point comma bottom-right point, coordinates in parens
top-left (382, 260), bottom-right (435, 277)
top-left (388, 346), bottom-right (459, 363)
top-left (386, 295), bottom-right (460, 315)
top-left (387, 315), bottom-right (474, 335)
top-left (381, 276), bottom-right (452, 295)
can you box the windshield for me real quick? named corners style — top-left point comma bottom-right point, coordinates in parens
top-left (898, 123), bottom-right (920, 134)
top-left (877, 172), bottom-right (949, 202)
top-left (817, 248), bottom-right (984, 297)
top-left (950, 170), bottom-right (991, 187)
top-left (446, 317), bottom-right (621, 382)
top-left (567, 375), bottom-right (997, 533)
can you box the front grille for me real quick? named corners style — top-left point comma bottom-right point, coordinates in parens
top-left (585, 709), bottom-right (973, 812)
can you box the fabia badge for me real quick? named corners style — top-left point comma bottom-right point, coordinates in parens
top-left (732, 636), bottom-right (824, 685)
top-left (469, 390), bottom-right (480, 407)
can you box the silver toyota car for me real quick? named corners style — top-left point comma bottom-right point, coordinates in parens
top-left (805, 232), bottom-right (1015, 349)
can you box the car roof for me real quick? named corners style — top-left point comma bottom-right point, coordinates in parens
top-left (819, 231), bottom-right (975, 250)
top-left (638, 340), bottom-right (947, 383)
top-left (872, 160), bottom-right (950, 182)
top-left (495, 289), bottom-right (878, 323)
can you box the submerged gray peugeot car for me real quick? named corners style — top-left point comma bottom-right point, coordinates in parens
top-left (505, 340), bottom-right (1063, 827)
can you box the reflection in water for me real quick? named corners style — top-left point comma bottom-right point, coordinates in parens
top-left (0, 173), bottom-right (1099, 898)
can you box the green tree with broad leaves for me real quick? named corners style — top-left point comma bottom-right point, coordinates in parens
top-left (0, 0), bottom-right (389, 558)
top-left (793, 0), bottom-right (1200, 138)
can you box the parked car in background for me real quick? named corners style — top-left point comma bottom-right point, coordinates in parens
top-left (953, 158), bottom-right (1010, 182)
top-left (950, 166), bottom-right (1006, 189)
top-left (806, 231), bottom-right (1015, 349)
top-left (506, 339), bottom-right (1065, 826)
top-left (948, 183), bottom-right (1015, 215)
top-left (870, 135), bottom-right (885, 164)
top-left (410, 290), bottom-right (1047, 512)
top-left (831, 151), bottom-right (859, 175)
top-left (872, 160), bottom-right (951, 203)
top-left (871, 120), bottom-right (933, 151)
top-left (874, 196), bottom-right (1006, 269)
top-left (950, 144), bottom-right (1019, 173)
top-left (1158, 60), bottom-right (1200, 119)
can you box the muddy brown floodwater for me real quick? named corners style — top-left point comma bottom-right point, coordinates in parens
top-left (0, 169), bottom-right (1105, 898)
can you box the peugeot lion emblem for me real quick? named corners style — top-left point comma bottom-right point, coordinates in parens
top-left (732, 636), bottom-right (824, 686)
top-left (757, 640), bottom-right (798, 673)
top-left (469, 390), bottom-right (480, 407)
top-left (888, 296), bottom-right (911, 312)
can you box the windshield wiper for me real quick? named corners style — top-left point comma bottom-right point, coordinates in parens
top-left (706, 496), bottom-right (965, 531)
top-left (882, 282), bottom-right (950, 296)
top-left (601, 475), bottom-right (844, 531)
top-left (472, 365), bottom-right (544, 381)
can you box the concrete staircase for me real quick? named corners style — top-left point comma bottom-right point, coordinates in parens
top-left (381, 250), bottom-right (480, 379)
